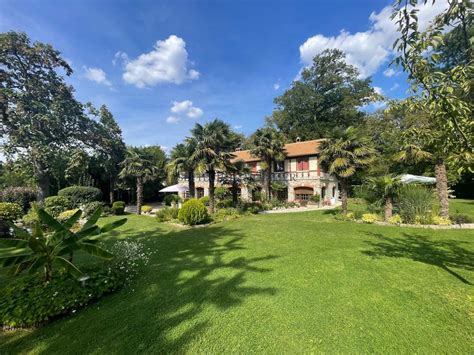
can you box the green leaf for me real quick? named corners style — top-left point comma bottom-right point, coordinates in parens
top-left (0, 238), bottom-right (28, 247)
top-left (28, 256), bottom-right (47, 275)
top-left (80, 242), bottom-right (114, 260)
top-left (9, 224), bottom-right (30, 239)
top-left (28, 236), bottom-right (45, 253)
top-left (100, 218), bottom-right (127, 233)
top-left (37, 208), bottom-right (65, 232)
top-left (55, 257), bottom-right (83, 278)
top-left (63, 209), bottom-right (83, 229)
top-left (81, 207), bottom-right (102, 231)
top-left (0, 247), bottom-right (32, 259)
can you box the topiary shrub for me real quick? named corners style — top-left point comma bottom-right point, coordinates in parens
top-left (82, 201), bottom-right (104, 217)
top-left (112, 201), bottom-right (125, 215)
top-left (0, 187), bottom-right (37, 213)
top-left (164, 194), bottom-right (180, 206)
top-left (44, 195), bottom-right (73, 217)
top-left (178, 199), bottom-right (209, 225)
top-left (141, 205), bottom-right (153, 214)
top-left (58, 186), bottom-right (102, 207)
top-left (199, 196), bottom-right (210, 206)
top-left (156, 207), bottom-right (179, 222)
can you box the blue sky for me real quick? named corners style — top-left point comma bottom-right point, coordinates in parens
top-left (0, 0), bottom-right (446, 152)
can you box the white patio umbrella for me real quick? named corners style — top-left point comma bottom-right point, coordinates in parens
top-left (159, 184), bottom-right (189, 193)
top-left (399, 174), bottom-right (436, 184)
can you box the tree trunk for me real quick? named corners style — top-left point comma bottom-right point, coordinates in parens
top-left (384, 196), bottom-right (393, 221)
top-left (340, 178), bottom-right (348, 215)
top-left (435, 158), bottom-right (449, 218)
top-left (109, 178), bottom-right (115, 205)
top-left (188, 170), bottom-right (195, 199)
top-left (44, 263), bottom-right (53, 282)
top-left (34, 160), bottom-right (50, 204)
top-left (208, 169), bottom-right (216, 214)
top-left (136, 176), bottom-right (143, 215)
top-left (232, 175), bottom-right (238, 205)
top-left (266, 158), bottom-right (272, 201)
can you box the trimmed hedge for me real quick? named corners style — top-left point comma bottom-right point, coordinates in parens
top-left (58, 186), bottom-right (102, 207)
top-left (44, 195), bottom-right (73, 217)
top-left (0, 202), bottom-right (23, 221)
top-left (0, 187), bottom-right (37, 213)
top-left (112, 201), bottom-right (125, 215)
top-left (178, 199), bottom-right (208, 225)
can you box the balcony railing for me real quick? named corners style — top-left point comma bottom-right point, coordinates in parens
top-left (180, 170), bottom-right (333, 183)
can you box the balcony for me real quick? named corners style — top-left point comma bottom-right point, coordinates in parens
top-left (180, 170), bottom-right (334, 183)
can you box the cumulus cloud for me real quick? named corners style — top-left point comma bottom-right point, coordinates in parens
top-left (299, 1), bottom-right (448, 77)
top-left (166, 116), bottom-right (180, 124)
top-left (374, 86), bottom-right (384, 95)
top-left (121, 35), bottom-right (200, 88)
top-left (170, 100), bottom-right (203, 119)
top-left (383, 68), bottom-right (397, 77)
top-left (83, 66), bottom-right (111, 86)
top-left (113, 51), bottom-right (129, 66)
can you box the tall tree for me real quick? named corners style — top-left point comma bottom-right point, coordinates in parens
top-left (366, 175), bottom-right (402, 221)
top-left (0, 32), bottom-right (99, 201)
top-left (119, 148), bottom-right (158, 215)
top-left (271, 49), bottom-right (377, 141)
top-left (167, 139), bottom-right (197, 198)
top-left (250, 127), bottom-right (286, 200)
top-left (319, 127), bottom-right (375, 214)
top-left (191, 119), bottom-right (240, 213)
top-left (391, 0), bottom-right (473, 217)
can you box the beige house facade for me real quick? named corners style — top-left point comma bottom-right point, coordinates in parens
top-left (179, 139), bottom-right (340, 205)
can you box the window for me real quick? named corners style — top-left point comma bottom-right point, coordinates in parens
top-left (294, 187), bottom-right (313, 201)
top-left (296, 157), bottom-right (309, 171)
top-left (274, 161), bottom-right (284, 172)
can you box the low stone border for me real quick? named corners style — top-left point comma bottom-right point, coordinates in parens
top-left (260, 203), bottom-right (341, 214)
top-left (370, 221), bottom-right (474, 229)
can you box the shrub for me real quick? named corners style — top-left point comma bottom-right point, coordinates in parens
top-left (213, 208), bottom-right (241, 222)
top-left (164, 194), bottom-right (180, 206)
top-left (0, 269), bottom-right (122, 328)
top-left (216, 198), bottom-right (233, 209)
top-left (199, 196), bottom-right (210, 206)
top-left (361, 213), bottom-right (381, 224)
top-left (398, 185), bottom-right (434, 224)
top-left (309, 194), bottom-right (321, 204)
top-left (0, 186), bottom-right (37, 213)
top-left (141, 205), bottom-right (153, 214)
top-left (112, 201), bottom-right (125, 215)
top-left (214, 186), bottom-right (230, 201)
top-left (432, 216), bottom-right (452, 225)
top-left (178, 199), bottom-right (209, 225)
top-left (238, 201), bottom-right (263, 214)
top-left (450, 213), bottom-right (473, 224)
top-left (156, 207), bottom-right (179, 222)
top-left (44, 195), bottom-right (72, 216)
top-left (415, 215), bottom-right (433, 225)
top-left (82, 201), bottom-right (104, 217)
top-left (58, 186), bottom-right (102, 207)
top-left (0, 202), bottom-right (23, 221)
top-left (346, 212), bottom-right (355, 220)
top-left (57, 209), bottom-right (81, 222)
top-left (387, 214), bottom-right (403, 225)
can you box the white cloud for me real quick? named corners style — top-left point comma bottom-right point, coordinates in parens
top-left (374, 86), bottom-right (384, 95)
top-left (166, 116), bottom-right (180, 124)
top-left (83, 66), bottom-right (111, 86)
top-left (390, 83), bottom-right (400, 91)
top-left (121, 35), bottom-right (200, 88)
top-left (383, 68), bottom-right (396, 77)
top-left (170, 100), bottom-right (203, 119)
top-left (299, 1), bottom-right (448, 77)
top-left (273, 83), bottom-right (280, 90)
top-left (113, 51), bottom-right (129, 66)
top-left (233, 125), bottom-right (243, 130)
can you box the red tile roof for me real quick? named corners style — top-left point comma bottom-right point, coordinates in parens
top-left (231, 139), bottom-right (324, 162)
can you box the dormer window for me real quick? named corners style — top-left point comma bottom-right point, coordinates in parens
top-left (296, 157), bottom-right (309, 171)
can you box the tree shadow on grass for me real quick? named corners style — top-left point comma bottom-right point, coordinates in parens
top-left (1, 224), bottom-right (279, 353)
top-left (362, 232), bottom-right (473, 285)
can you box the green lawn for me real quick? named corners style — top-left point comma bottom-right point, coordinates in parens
top-left (1, 202), bottom-right (473, 353)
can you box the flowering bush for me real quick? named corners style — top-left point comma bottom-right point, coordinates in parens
top-left (109, 240), bottom-right (153, 285)
top-left (361, 213), bottom-right (381, 224)
top-left (387, 214), bottom-right (403, 225)
top-left (432, 216), bottom-right (452, 225)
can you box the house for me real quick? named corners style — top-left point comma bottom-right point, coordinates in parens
top-left (179, 139), bottom-right (340, 204)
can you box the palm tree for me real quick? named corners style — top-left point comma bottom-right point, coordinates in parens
top-left (366, 175), bottom-right (402, 221)
top-left (191, 119), bottom-right (239, 213)
top-left (250, 127), bottom-right (286, 200)
top-left (167, 139), bottom-right (197, 198)
top-left (223, 159), bottom-right (251, 205)
top-left (319, 127), bottom-right (375, 214)
top-left (119, 148), bottom-right (158, 215)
